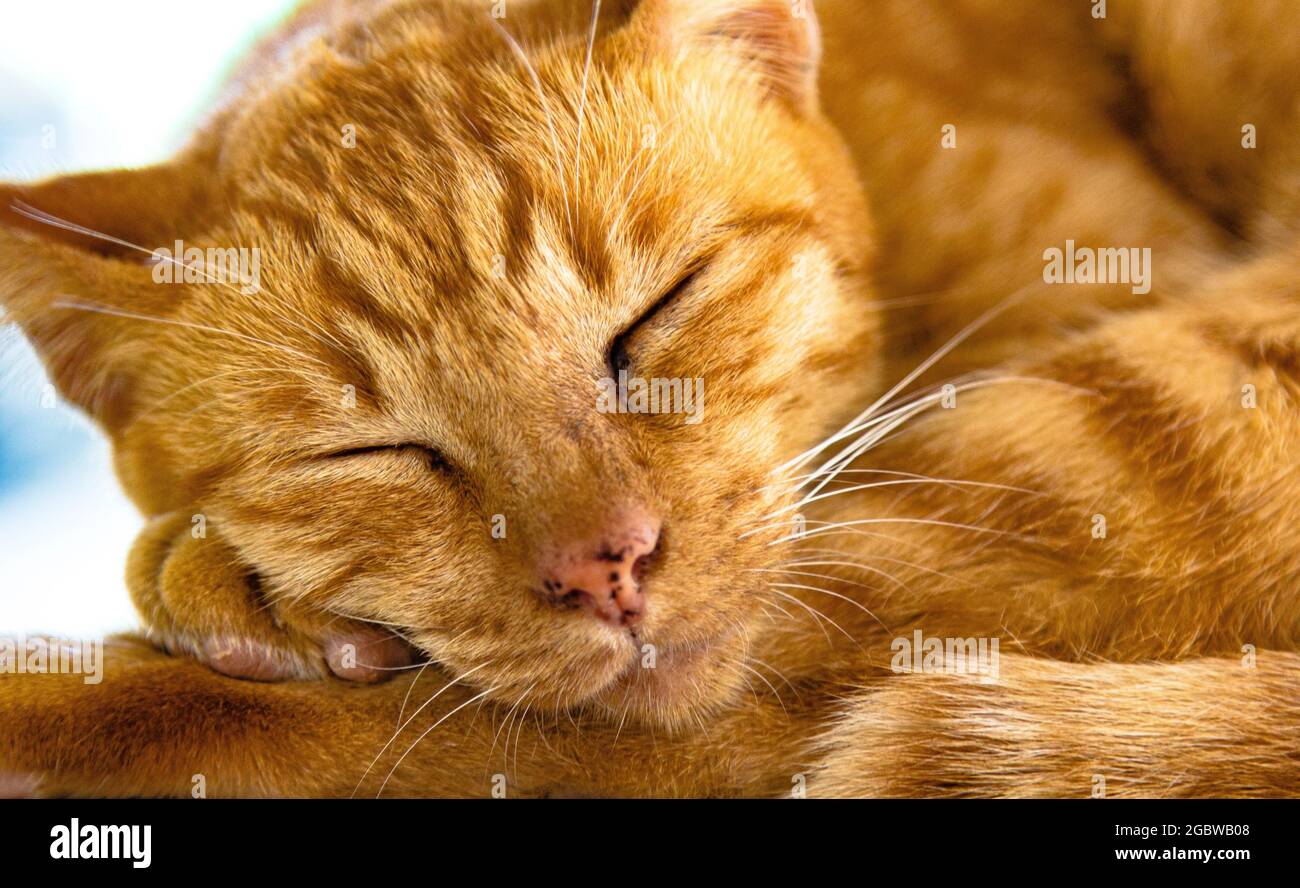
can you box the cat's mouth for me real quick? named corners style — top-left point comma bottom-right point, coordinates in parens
top-left (591, 624), bottom-right (746, 718)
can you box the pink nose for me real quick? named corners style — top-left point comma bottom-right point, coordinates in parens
top-left (540, 512), bottom-right (660, 628)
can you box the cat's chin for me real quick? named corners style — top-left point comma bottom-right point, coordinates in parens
top-left (589, 627), bottom-right (750, 729)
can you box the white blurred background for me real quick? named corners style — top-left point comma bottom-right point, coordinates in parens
top-left (0, 0), bottom-right (296, 636)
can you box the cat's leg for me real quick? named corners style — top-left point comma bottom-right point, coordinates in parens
top-left (127, 512), bottom-right (412, 683)
top-left (4, 635), bottom-right (1296, 798)
top-left (809, 652), bottom-right (1300, 798)
top-left (0, 635), bottom-right (809, 798)
top-left (0, 636), bottom-right (480, 797)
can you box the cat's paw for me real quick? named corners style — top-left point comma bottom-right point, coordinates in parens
top-left (127, 512), bottom-right (414, 683)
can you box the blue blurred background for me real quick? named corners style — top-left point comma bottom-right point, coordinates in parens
top-left (1, 0), bottom-right (296, 636)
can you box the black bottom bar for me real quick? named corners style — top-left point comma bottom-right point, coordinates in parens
top-left (1, 799), bottom-right (1280, 872)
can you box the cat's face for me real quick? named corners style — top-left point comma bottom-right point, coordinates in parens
top-left (1, 0), bottom-right (878, 729)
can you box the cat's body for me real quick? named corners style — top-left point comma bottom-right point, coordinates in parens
top-left (2, 0), bottom-right (1300, 797)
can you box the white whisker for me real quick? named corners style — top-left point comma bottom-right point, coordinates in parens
top-left (764, 587), bottom-right (842, 643)
top-left (377, 684), bottom-right (500, 799)
top-left (777, 283), bottom-right (1035, 479)
top-left (11, 200), bottom-right (351, 360)
top-left (51, 298), bottom-right (328, 369)
top-left (396, 661), bottom-right (433, 730)
top-left (352, 662), bottom-right (493, 798)
top-left (573, 0), bottom-right (602, 224)
top-left (766, 476), bottom-right (1043, 520)
top-left (490, 20), bottom-right (573, 238)
top-left (766, 581), bottom-right (886, 630)
top-left (765, 516), bottom-right (1030, 548)
top-left (735, 659), bottom-right (787, 715)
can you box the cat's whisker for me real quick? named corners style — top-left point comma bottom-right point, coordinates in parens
top-left (774, 291), bottom-right (1050, 499)
top-left (764, 476), bottom-right (1044, 521)
top-left (255, 284), bottom-right (359, 364)
top-left (377, 683), bottom-right (502, 799)
top-left (207, 267), bottom-right (354, 361)
top-left (799, 387), bottom-right (979, 502)
top-left (489, 19), bottom-right (574, 239)
top-left (50, 298), bottom-right (329, 370)
top-left (733, 680), bottom-right (768, 716)
top-left (610, 680), bottom-right (636, 749)
top-left (176, 380), bottom-right (331, 419)
top-left (10, 199), bottom-right (145, 256)
top-left (778, 547), bottom-right (866, 561)
top-left (690, 698), bottom-right (709, 734)
top-left (600, 107), bottom-right (688, 222)
top-left (314, 605), bottom-right (445, 633)
top-left (746, 656), bottom-right (801, 699)
top-left (766, 580), bottom-right (886, 632)
top-left (780, 548), bottom-right (967, 584)
top-left (778, 283), bottom-right (1035, 481)
top-left (751, 563), bottom-right (906, 593)
top-left (758, 599), bottom-right (796, 623)
top-left (734, 658), bottom-right (786, 715)
top-left (11, 200), bottom-right (351, 361)
top-left (608, 124), bottom-right (687, 235)
top-left (740, 514), bottom-right (885, 541)
top-left (529, 708), bottom-right (567, 765)
top-left (496, 693), bottom-right (524, 775)
top-left (757, 387), bottom-right (963, 508)
top-left (356, 660), bottom-right (433, 673)
top-left (134, 364), bottom-right (338, 423)
top-left (735, 667), bottom-right (761, 707)
top-left (726, 613), bottom-right (756, 652)
top-left (491, 681), bottom-right (537, 771)
top-left (762, 587), bottom-right (838, 644)
top-left (749, 467), bottom-right (1033, 522)
top-left (353, 662), bottom-right (494, 798)
top-left (573, 0), bottom-right (603, 226)
top-left (512, 694), bottom-right (540, 777)
top-left (742, 520), bottom-right (921, 563)
top-left (396, 661), bottom-right (432, 731)
top-left (796, 373), bottom-right (1094, 503)
top-left (7, 200), bottom-right (253, 302)
top-left (764, 516), bottom-right (1029, 548)
top-left (745, 515), bottom-right (938, 546)
top-left (675, 675), bottom-right (708, 734)
top-left (750, 466), bottom-right (938, 496)
top-left (467, 680), bottom-right (503, 749)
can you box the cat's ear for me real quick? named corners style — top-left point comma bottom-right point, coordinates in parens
top-left (629, 0), bottom-right (823, 112)
top-left (0, 163), bottom-right (208, 433)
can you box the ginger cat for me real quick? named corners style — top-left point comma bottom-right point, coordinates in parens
top-left (1, 0), bottom-right (1299, 798)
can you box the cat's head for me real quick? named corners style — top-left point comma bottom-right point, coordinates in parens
top-left (0, 0), bottom-right (878, 729)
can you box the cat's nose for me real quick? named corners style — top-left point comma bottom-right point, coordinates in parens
top-left (539, 511), bottom-right (660, 628)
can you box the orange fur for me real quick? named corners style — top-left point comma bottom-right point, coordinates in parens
top-left (1, 0), bottom-right (1299, 797)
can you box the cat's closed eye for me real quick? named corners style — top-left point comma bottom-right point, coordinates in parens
top-left (608, 266), bottom-right (706, 376)
top-left (324, 444), bottom-right (453, 474)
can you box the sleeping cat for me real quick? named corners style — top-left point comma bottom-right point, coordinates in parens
top-left (1, 0), bottom-right (1299, 797)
